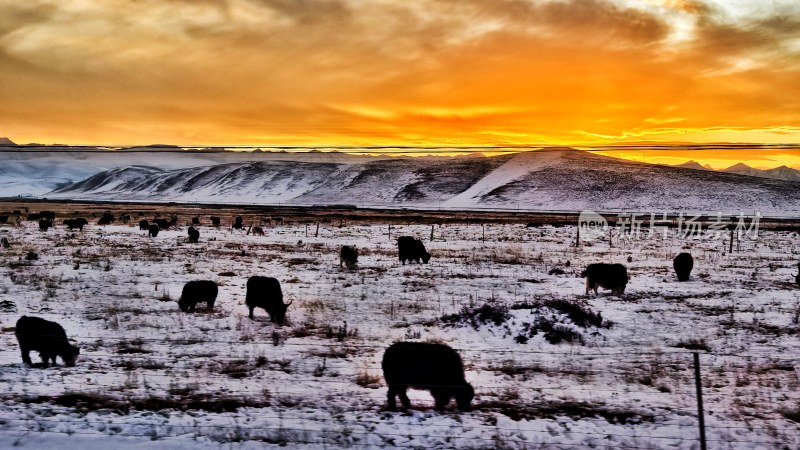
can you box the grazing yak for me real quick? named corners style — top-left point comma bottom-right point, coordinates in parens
top-left (39, 211), bottom-right (56, 221)
top-left (154, 218), bottom-right (171, 230)
top-left (119, 214), bottom-right (131, 224)
top-left (64, 218), bottom-right (88, 231)
top-left (178, 280), bottom-right (218, 312)
top-left (38, 219), bottom-right (52, 232)
top-left (139, 219), bottom-right (150, 230)
top-left (26, 213), bottom-right (41, 221)
top-left (187, 226), bottom-right (200, 243)
top-left (210, 216), bottom-right (221, 227)
top-left (673, 253), bottom-right (694, 282)
top-left (397, 236), bottom-right (431, 264)
top-left (148, 224), bottom-right (160, 237)
top-left (382, 342), bottom-right (474, 412)
top-left (191, 217), bottom-right (200, 225)
top-left (233, 216), bottom-right (244, 230)
top-left (340, 245), bottom-right (358, 269)
top-left (1, 237), bottom-right (10, 249)
top-left (581, 263), bottom-right (628, 296)
top-left (246, 276), bottom-right (292, 323)
top-left (97, 212), bottom-right (114, 225)
top-left (251, 226), bottom-right (264, 236)
top-left (0, 215), bottom-right (8, 224)
top-left (15, 316), bottom-right (80, 368)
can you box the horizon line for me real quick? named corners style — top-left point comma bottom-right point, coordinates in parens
top-left (3, 143), bottom-right (800, 151)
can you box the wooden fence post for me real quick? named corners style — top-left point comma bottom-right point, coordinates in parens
top-left (693, 352), bottom-right (708, 450)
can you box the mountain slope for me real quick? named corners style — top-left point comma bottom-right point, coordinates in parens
top-left (0, 148), bottom-right (374, 197)
top-left (442, 150), bottom-right (800, 213)
top-left (763, 165), bottom-right (800, 182)
top-left (47, 150), bottom-right (800, 215)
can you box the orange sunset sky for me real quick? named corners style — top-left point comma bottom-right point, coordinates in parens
top-left (1, 0), bottom-right (799, 168)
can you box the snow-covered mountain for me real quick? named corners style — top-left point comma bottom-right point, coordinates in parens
top-left (44, 149), bottom-right (800, 215)
top-left (0, 147), bottom-right (376, 197)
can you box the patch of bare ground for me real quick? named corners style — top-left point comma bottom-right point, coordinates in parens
top-left (7, 391), bottom-right (271, 414)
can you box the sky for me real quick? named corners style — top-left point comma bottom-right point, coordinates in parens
top-left (1, 0), bottom-right (799, 167)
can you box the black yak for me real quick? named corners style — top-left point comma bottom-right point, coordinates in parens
top-left (97, 212), bottom-right (114, 225)
top-left (252, 226), bottom-right (264, 236)
top-left (233, 216), bottom-right (244, 230)
top-left (382, 342), bottom-right (474, 412)
top-left (0, 215), bottom-right (8, 224)
top-left (38, 219), bottom-right (52, 231)
top-left (340, 245), bottom-right (358, 269)
top-left (153, 218), bottom-right (171, 230)
top-left (178, 280), bottom-right (218, 312)
top-left (39, 211), bottom-right (56, 221)
top-left (210, 216), bottom-right (221, 227)
top-left (64, 218), bottom-right (88, 231)
top-left (673, 253), bottom-right (694, 282)
top-left (187, 226), bottom-right (200, 243)
top-left (15, 316), bottom-right (80, 368)
top-left (581, 263), bottom-right (628, 295)
top-left (191, 216), bottom-right (200, 225)
top-left (148, 224), bottom-right (160, 237)
top-left (397, 236), bottom-right (431, 264)
top-left (26, 213), bottom-right (40, 221)
top-left (119, 214), bottom-right (131, 224)
top-left (1, 237), bottom-right (10, 249)
top-left (139, 219), bottom-right (150, 230)
top-left (246, 276), bottom-right (292, 323)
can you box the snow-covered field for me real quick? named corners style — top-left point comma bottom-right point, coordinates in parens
top-left (1, 212), bottom-right (799, 449)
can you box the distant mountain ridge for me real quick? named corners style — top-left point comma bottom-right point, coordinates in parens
top-left (674, 160), bottom-right (713, 171)
top-left (46, 150), bottom-right (800, 215)
top-left (673, 160), bottom-right (800, 182)
top-left (722, 162), bottom-right (800, 182)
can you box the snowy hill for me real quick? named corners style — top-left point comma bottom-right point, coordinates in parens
top-left (0, 147), bottom-right (375, 197)
top-left (45, 149), bottom-right (800, 215)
